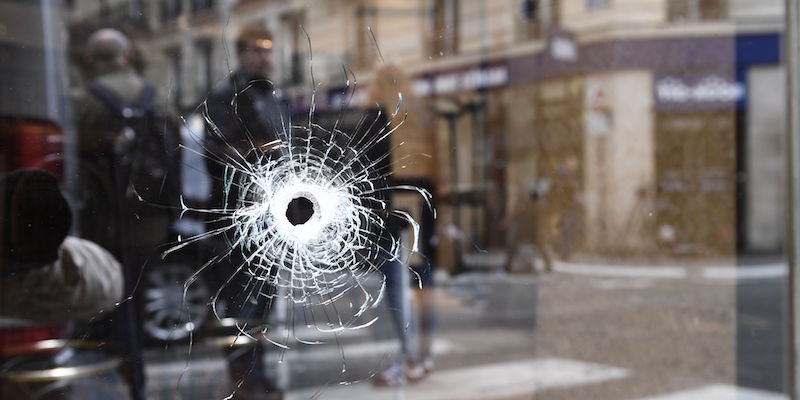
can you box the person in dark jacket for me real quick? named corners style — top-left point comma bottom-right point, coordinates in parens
top-left (71, 28), bottom-right (178, 400)
top-left (72, 28), bottom-right (178, 253)
top-left (203, 25), bottom-right (286, 400)
top-left (204, 25), bottom-right (286, 172)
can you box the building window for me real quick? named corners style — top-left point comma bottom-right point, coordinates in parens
top-left (349, 1), bottom-right (376, 70)
top-left (281, 12), bottom-right (306, 86)
top-left (668, 0), bottom-right (728, 22)
top-left (196, 41), bottom-right (214, 96)
top-left (167, 48), bottom-right (183, 109)
top-left (517, 0), bottom-right (560, 41)
top-left (161, 0), bottom-right (182, 22)
top-left (698, 0), bottom-right (727, 19)
top-left (518, 0), bottom-right (542, 40)
top-left (122, 0), bottom-right (145, 24)
top-left (191, 0), bottom-right (215, 13)
top-left (586, 0), bottom-right (611, 10)
top-left (427, 0), bottom-right (459, 57)
top-left (99, 0), bottom-right (110, 18)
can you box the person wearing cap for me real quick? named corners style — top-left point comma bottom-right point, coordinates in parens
top-left (203, 24), bottom-right (286, 400)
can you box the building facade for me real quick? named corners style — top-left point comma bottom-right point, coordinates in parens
top-left (68, 0), bottom-right (786, 270)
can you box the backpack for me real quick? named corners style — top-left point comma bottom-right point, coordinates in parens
top-left (86, 81), bottom-right (180, 213)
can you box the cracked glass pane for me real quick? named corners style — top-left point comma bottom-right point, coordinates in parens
top-left (0, 1), bottom-right (793, 399)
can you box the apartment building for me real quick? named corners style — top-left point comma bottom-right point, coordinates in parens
top-left (67, 0), bottom-right (786, 270)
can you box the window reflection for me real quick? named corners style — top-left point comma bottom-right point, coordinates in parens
top-left (0, 0), bottom-right (792, 399)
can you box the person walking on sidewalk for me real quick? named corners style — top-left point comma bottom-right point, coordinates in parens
top-left (366, 65), bottom-right (439, 386)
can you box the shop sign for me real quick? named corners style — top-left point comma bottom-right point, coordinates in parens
top-left (546, 29), bottom-right (578, 63)
top-left (412, 64), bottom-right (508, 97)
top-left (655, 74), bottom-right (745, 110)
top-left (551, 36), bottom-right (577, 62)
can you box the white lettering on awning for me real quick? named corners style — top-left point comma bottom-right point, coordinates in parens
top-left (656, 75), bottom-right (745, 104)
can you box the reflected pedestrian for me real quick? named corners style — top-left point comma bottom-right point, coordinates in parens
top-left (203, 24), bottom-right (286, 400)
top-left (0, 169), bottom-right (124, 323)
top-left (0, 169), bottom-right (129, 400)
top-left (367, 65), bottom-right (438, 386)
top-left (71, 28), bottom-right (180, 400)
top-left (502, 162), bottom-right (553, 273)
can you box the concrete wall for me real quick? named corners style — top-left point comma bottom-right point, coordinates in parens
top-left (584, 70), bottom-right (655, 254)
top-left (746, 66), bottom-right (786, 252)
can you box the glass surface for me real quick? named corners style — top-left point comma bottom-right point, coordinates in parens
top-left (0, 0), bottom-right (792, 399)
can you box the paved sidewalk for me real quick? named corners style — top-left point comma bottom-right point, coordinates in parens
top-left (551, 260), bottom-right (787, 282)
top-left (145, 265), bottom-right (786, 400)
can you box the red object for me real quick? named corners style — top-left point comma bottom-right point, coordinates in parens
top-left (0, 117), bottom-right (64, 179)
top-left (1, 117), bottom-right (65, 355)
top-left (0, 325), bottom-right (62, 356)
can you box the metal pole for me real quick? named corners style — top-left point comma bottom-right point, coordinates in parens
top-left (785, 0), bottom-right (800, 397)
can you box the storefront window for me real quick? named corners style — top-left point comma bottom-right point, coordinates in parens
top-left (668, 0), bottom-right (728, 22)
top-left (161, 0), bottom-right (182, 22)
top-left (0, 0), bottom-right (795, 399)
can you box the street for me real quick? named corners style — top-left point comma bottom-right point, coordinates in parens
top-left (144, 260), bottom-right (788, 400)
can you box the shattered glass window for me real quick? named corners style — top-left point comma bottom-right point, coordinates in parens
top-left (0, 0), bottom-right (795, 399)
